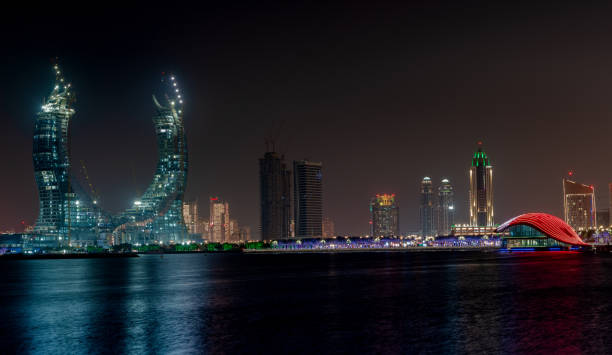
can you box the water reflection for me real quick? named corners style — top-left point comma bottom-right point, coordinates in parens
top-left (2, 252), bottom-right (612, 353)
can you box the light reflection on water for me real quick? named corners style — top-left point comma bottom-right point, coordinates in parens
top-left (1, 252), bottom-right (612, 353)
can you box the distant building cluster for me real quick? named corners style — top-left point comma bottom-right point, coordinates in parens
top-left (182, 199), bottom-right (251, 243)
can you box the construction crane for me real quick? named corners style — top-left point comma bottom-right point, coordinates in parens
top-left (80, 160), bottom-right (99, 204)
top-left (265, 120), bottom-right (285, 153)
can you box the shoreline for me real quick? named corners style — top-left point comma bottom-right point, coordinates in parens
top-left (243, 247), bottom-right (501, 253)
top-left (0, 252), bottom-right (139, 260)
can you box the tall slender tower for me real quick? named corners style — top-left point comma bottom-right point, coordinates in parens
top-left (437, 179), bottom-right (455, 236)
top-left (293, 160), bottom-right (323, 237)
top-left (259, 151), bottom-right (291, 240)
top-left (420, 177), bottom-right (435, 237)
top-left (32, 64), bottom-right (75, 243)
top-left (469, 143), bottom-right (494, 227)
top-left (33, 64), bottom-right (101, 246)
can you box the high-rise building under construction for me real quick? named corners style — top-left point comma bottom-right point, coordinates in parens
top-left (32, 64), bottom-right (102, 247)
top-left (32, 64), bottom-right (189, 246)
top-left (259, 151), bottom-right (291, 240)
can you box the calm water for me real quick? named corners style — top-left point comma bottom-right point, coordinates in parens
top-left (1, 251), bottom-right (612, 354)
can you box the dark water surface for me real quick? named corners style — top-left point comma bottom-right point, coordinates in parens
top-left (1, 251), bottom-right (612, 354)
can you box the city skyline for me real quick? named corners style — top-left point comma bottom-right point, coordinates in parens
top-left (4, 4), bottom-right (612, 354)
top-left (4, 63), bottom-right (612, 236)
top-left (5, 3), bottom-right (612, 235)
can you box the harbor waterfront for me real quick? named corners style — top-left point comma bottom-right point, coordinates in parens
top-left (2, 251), bottom-right (612, 353)
top-left (7, 4), bottom-right (612, 353)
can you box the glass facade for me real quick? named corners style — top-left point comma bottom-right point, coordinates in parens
top-left (436, 179), bottom-right (454, 236)
top-left (501, 224), bottom-right (568, 249)
top-left (420, 177), bottom-right (435, 237)
top-left (32, 66), bottom-right (188, 246)
top-left (293, 160), bottom-right (323, 237)
top-left (116, 77), bottom-right (189, 244)
top-left (32, 65), bottom-right (103, 247)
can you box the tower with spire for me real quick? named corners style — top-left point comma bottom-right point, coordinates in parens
top-left (469, 142), bottom-right (494, 227)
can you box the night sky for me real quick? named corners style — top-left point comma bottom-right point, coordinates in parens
top-left (3, 2), bottom-right (612, 235)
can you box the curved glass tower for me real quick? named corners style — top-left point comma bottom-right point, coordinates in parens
top-left (117, 75), bottom-right (189, 243)
top-left (33, 66), bottom-right (188, 247)
top-left (32, 65), bottom-right (102, 246)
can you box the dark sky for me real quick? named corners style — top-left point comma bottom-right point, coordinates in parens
top-left (2, 1), bottom-right (612, 235)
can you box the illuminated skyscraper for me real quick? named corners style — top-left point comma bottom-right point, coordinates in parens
top-left (32, 67), bottom-right (73, 240)
top-left (370, 194), bottom-right (399, 237)
top-left (294, 160), bottom-right (323, 237)
top-left (118, 74), bottom-right (189, 243)
top-left (183, 201), bottom-right (199, 235)
top-left (436, 178), bottom-right (455, 236)
top-left (259, 151), bottom-right (291, 240)
top-left (469, 144), bottom-right (494, 227)
top-left (420, 177), bottom-right (435, 237)
top-left (32, 64), bottom-right (102, 247)
top-left (563, 178), bottom-right (596, 231)
top-left (209, 197), bottom-right (230, 242)
top-left (32, 65), bottom-right (188, 246)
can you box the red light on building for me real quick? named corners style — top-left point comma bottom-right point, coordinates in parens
top-left (497, 213), bottom-right (589, 246)
top-left (568, 171), bottom-right (574, 177)
top-left (210, 197), bottom-right (218, 201)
